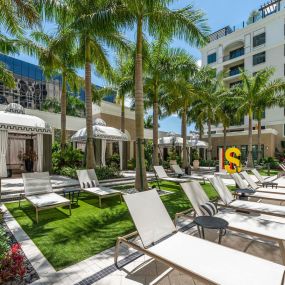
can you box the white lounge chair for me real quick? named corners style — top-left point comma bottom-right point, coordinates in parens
top-left (115, 190), bottom-right (285, 285)
top-left (21, 172), bottom-right (71, 223)
top-left (180, 180), bottom-right (285, 264)
top-left (76, 169), bottom-right (122, 207)
top-left (241, 171), bottom-right (285, 195)
top-left (209, 175), bottom-right (285, 218)
top-left (252, 168), bottom-right (278, 184)
top-left (231, 173), bottom-right (285, 203)
top-left (171, 164), bottom-right (206, 183)
top-left (154, 166), bottom-right (190, 184)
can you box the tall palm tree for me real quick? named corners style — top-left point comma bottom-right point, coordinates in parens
top-left (23, 31), bottom-right (83, 150)
top-left (118, 0), bottom-right (209, 190)
top-left (163, 54), bottom-right (198, 168)
top-left (232, 68), bottom-right (285, 167)
top-left (190, 67), bottom-right (223, 160)
top-left (41, 0), bottom-right (130, 168)
top-left (0, 0), bottom-right (39, 88)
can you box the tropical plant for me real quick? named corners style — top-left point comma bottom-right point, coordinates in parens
top-left (164, 60), bottom-right (197, 168)
top-left (118, 0), bottom-right (209, 190)
top-left (41, 0), bottom-right (129, 169)
top-left (231, 68), bottom-right (285, 167)
top-left (144, 115), bottom-right (155, 129)
top-left (190, 67), bottom-right (225, 160)
top-left (0, 0), bottom-right (39, 88)
top-left (22, 31), bottom-right (83, 150)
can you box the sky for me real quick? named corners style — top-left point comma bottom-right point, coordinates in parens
top-left (15, 0), bottom-right (266, 135)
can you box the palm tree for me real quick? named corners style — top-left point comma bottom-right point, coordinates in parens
top-left (190, 67), bottom-right (224, 161)
top-left (41, 0), bottom-right (130, 168)
top-left (232, 68), bottom-right (285, 167)
top-left (118, 1), bottom-right (209, 190)
top-left (163, 54), bottom-right (198, 168)
top-left (21, 31), bottom-right (83, 150)
top-left (0, 1), bottom-right (39, 88)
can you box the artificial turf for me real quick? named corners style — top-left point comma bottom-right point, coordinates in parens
top-left (5, 181), bottom-right (219, 270)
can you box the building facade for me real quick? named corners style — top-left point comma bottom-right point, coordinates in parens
top-left (200, 0), bottom-right (285, 160)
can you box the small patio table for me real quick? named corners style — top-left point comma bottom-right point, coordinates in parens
top-left (63, 188), bottom-right (81, 205)
top-left (194, 216), bottom-right (228, 244)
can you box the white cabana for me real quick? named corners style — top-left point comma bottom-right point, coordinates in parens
top-left (71, 118), bottom-right (128, 170)
top-left (0, 103), bottom-right (52, 177)
top-left (158, 135), bottom-right (208, 162)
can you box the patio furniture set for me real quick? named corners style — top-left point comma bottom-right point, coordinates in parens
top-left (16, 164), bottom-right (285, 284)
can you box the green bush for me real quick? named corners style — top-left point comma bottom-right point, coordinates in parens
top-left (106, 153), bottom-right (120, 169)
top-left (58, 167), bottom-right (77, 179)
top-left (0, 226), bottom-right (9, 261)
top-left (259, 157), bottom-right (279, 169)
top-left (95, 166), bottom-right (122, 180)
top-left (162, 160), bottom-right (170, 169)
top-left (200, 160), bottom-right (218, 167)
top-left (52, 142), bottom-right (83, 174)
top-left (127, 158), bottom-right (136, 170)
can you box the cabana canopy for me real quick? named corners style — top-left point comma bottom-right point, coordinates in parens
top-left (0, 103), bottom-right (52, 178)
top-left (0, 103), bottom-right (51, 134)
top-left (71, 118), bottom-right (128, 142)
top-left (71, 118), bottom-right (128, 170)
top-left (158, 136), bottom-right (208, 148)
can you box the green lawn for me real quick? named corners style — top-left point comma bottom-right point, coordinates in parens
top-left (258, 169), bottom-right (281, 177)
top-left (5, 181), bottom-right (219, 271)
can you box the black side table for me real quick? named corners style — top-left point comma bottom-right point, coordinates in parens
top-left (235, 188), bottom-right (256, 200)
top-left (63, 188), bottom-right (81, 205)
top-left (262, 181), bottom-right (278, 189)
top-left (194, 216), bottom-right (229, 244)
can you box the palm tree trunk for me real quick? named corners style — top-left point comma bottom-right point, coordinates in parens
top-left (121, 94), bottom-right (127, 170)
top-left (257, 119), bottom-right (262, 162)
top-left (60, 72), bottom-right (67, 151)
top-left (85, 38), bottom-right (95, 169)
top-left (207, 120), bottom-right (212, 160)
top-left (223, 125), bottom-right (227, 152)
top-left (134, 16), bottom-right (148, 191)
top-left (182, 107), bottom-right (187, 168)
top-left (247, 110), bottom-right (253, 167)
top-left (153, 82), bottom-right (159, 166)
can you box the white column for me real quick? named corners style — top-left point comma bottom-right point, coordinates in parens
top-left (101, 139), bottom-right (107, 166)
top-left (36, 133), bottom-right (43, 172)
top-left (0, 130), bottom-right (8, 177)
top-left (119, 141), bottom-right (123, 170)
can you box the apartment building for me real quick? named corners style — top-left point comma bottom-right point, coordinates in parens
top-left (200, 0), bottom-right (285, 161)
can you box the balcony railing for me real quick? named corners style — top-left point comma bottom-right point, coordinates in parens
top-left (223, 48), bottom-right (245, 62)
top-left (226, 65), bottom-right (244, 77)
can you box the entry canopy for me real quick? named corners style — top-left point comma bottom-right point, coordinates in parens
top-left (158, 136), bottom-right (208, 149)
top-left (0, 103), bottom-right (51, 134)
top-left (71, 118), bottom-right (128, 142)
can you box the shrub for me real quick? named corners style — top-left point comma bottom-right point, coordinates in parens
top-left (95, 166), bottom-right (122, 180)
top-left (259, 157), bottom-right (279, 169)
top-left (162, 160), bottom-right (170, 169)
top-left (106, 153), bottom-right (120, 169)
top-left (0, 243), bottom-right (26, 283)
top-left (200, 160), bottom-right (218, 167)
top-left (52, 143), bottom-right (83, 174)
top-left (127, 158), bottom-right (136, 170)
top-left (0, 226), bottom-right (9, 260)
top-left (58, 167), bottom-right (77, 179)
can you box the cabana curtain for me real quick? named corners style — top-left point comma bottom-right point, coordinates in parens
top-left (101, 139), bottom-right (107, 166)
top-left (37, 134), bottom-right (43, 172)
top-left (0, 130), bottom-right (8, 177)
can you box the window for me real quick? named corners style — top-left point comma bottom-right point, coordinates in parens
top-left (253, 33), bottom-right (266, 48)
top-left (253, 51), bottom-right (266, 65)
top-left (207, 52), bottom-right (217, 64)
top-left (229, 47), bottom-right (244, 60)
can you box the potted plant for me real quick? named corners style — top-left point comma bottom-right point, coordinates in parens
top-left (18, 150), bottom-right (38, 172)
top-left (192, 149), bottom-right (200, 169)
top-left (168, 147), bottom-right (177, 166)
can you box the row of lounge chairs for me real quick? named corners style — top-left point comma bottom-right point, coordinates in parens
top-left (19, 169), bottom-right (122, 223)
top-left (116, 187), bottom-right (285, 285)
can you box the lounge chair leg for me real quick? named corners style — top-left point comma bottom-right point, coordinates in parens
top-left (279, 240), bottom-right (285, 265)
top-left (69, 203), bottom-right (71, 216)
top-left (114, 237), bottom-right (123, 268)
top-left (120, 194), bottom-right (122, 204)
top-left (99, 197), bottom-right (102, 208)
top-left (18, 195), bottom-right (21, 208)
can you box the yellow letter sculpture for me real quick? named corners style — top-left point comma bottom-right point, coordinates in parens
top-left (225, 147), bottom-right (241, 174)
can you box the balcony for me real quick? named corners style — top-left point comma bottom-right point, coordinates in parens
top-left (224, 63), bottom-right (244, 78)
top-left (223, 48), bottom-right (245, 62)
